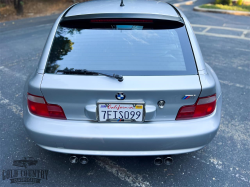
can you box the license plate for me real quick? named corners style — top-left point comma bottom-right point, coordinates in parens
top-left (98, 104), bottom-right (144, 122)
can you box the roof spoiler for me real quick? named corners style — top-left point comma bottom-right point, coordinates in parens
top-left (60, 13), bottom-right (184, 28)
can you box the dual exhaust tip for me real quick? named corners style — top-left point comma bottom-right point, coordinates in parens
top-left (69, 155), bottom-right (172, 166)
top-left (154, 156), bottom-right (173, 166)
top-left (69, 156), bottom-right (88, 164)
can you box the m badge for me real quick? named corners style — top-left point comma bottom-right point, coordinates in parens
top-left (182, 95), bottom-right (196, 100)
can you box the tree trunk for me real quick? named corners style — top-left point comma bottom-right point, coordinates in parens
top-left (14, 0), bottom-right (23, 16)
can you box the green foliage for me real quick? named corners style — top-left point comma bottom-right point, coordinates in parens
top-left (236, 0), bottom-right (243, 5)
top-left (45, 26), bottom-right (83, 73)
top-left (215, 0), bottom-right (221, 4)
top-left (215, 0), bottom-right (232, 5)
top-left (0, 3), bottom-right (6, 8)
top-left (200, 4), bottom-right (250, 12)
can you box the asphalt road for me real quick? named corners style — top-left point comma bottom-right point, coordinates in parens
top-left (0, 0), bottom-right (250, 186)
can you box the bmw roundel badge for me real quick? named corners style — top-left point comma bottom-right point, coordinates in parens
top-left (116, 92), bottom-right (126, 100)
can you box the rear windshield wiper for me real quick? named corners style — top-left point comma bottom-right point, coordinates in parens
top-left (57, 69), bottom-right (123, 82)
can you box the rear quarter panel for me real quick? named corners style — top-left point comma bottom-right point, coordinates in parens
top-left (205, 63), bottom-right (222, 99)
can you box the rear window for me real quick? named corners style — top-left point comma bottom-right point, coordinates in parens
top-left (45, 19), bottom-right (197, 76)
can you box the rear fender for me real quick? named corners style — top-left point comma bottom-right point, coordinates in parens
top-left (204, 63), bottom-right (222, 99)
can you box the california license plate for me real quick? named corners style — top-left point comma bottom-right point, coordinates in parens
top-left (98, 104), bottom-right (144, 122)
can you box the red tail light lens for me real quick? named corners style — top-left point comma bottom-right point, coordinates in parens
top-left (27, 93), bottom-right (66, 120)
top-left (176, 94), bottom-right (216, 120)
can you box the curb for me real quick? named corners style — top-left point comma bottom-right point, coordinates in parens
top-left (193, 6), bottom-right (250, 16)
top-left (173, 0), bottom-right (197, 6)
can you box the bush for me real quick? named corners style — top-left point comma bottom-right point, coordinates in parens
top-left (0, 3), bottom-right (6, 8)
top-left (215, 0), bottom-right (232, 5)
top-left (236, 0), bottom-right (243, 5)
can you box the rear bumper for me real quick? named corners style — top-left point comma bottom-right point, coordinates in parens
top-left (38, 144), bottom-right (204, 156)
top-left (23, 96), bottom-right (222, 156)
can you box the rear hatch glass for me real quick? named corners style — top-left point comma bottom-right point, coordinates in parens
top-left (45, 19), bottom-right (197, 76)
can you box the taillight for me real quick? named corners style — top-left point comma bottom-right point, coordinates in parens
top-left (27, 93), bottom-right (66, 120)
top-left (176, 94), bottom-right (216, 120)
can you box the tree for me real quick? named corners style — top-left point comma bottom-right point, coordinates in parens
top-left (45, 27), bottom-right (80, 73)
top-left (13, 0), bottom-right (23, 15)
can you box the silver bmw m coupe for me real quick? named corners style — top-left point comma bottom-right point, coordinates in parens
top-left (23, 0), bottom-right (222, 156)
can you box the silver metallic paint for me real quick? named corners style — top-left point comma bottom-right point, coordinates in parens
top-left (23, 1), bottom-right (222, 156)
top-left (27, 73), bottom-right (44, 97)
top-left (40, 75), bottom-right (201, 121)
top-left (23, 95), bottom-right (221, 156)
top-left (205, 63), bottom-right (222, 99)
top-left (65, 0), bottom-right (179, 18)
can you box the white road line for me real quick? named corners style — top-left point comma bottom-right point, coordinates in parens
top-left (35, 23), bottom-right (53, 28)
top-left (174, 0), bottom-right (197, 6)
top-left (194, 31), bottom-right (250, 41)
top-left (0, 66), bottom-right (27, 81)
top-left (235, 48), bottom-right (250, 52)
top-left (191, 24), bottom-right (250, 40)
top-left (219, 80), bottom-right (250, 89)
top-left (202, 27), bottom-right (211, 33)
top-left (0, 23), bottom-right (53, 36)
top-left (95, 157), bottom-right (151, 187)
top-left (0, 91), bottom-right (23, 117)
top-left (191, 24), bottom-right (250, 32)
top-left (223, 23), bottom-right (250, 30)
top-left (241, 31), bottom-right (248, 38)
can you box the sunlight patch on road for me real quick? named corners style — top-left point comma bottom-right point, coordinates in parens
top-left (193, 154), bottom-right (250, 184)
top-left (219, 80), bottom-right (250, 89)
top-left (218, 115), bottom-right (250, 142)
top-left (0, 66), bottom-right (27, 81)
top-left (0, 91), bottom-right (23, 117)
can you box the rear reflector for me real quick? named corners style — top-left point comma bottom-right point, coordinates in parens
top-left (27, 93), bottom-right (66, 120)
top-left (176, 94), bottom-right (216, 120)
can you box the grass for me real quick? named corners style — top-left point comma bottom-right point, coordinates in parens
top-left (200, 4), bottom-right (250, 12)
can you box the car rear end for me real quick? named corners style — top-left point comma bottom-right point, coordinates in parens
top-left (23, 1), bottom-right (222, 156)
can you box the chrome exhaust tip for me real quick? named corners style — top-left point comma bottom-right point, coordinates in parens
top-left (164, 156), bottom-right (173, 165)
top-left (154, 157), bottom-right (163, 166)
top-left (79, 156), bottom-right (89, 165)
top-left (69, 156), bottom-right (78, 164)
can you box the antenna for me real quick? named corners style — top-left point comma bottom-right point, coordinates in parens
top-left (120, 0), bottom-right (124, 7)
